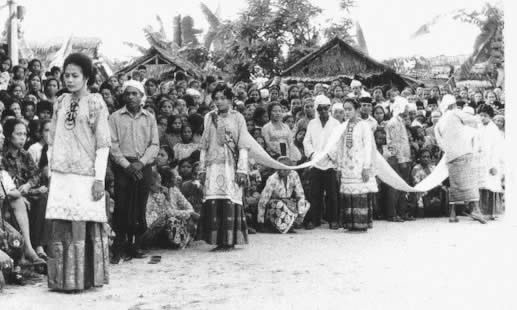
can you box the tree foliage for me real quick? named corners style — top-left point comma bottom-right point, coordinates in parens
top-left (211, 0), bottom-right (354, 82)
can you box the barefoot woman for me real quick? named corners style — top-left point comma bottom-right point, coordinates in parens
top-left (45, 53), bottom-right (111, 291)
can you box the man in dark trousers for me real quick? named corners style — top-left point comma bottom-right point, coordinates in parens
top-left (303, 95), bottom-right (340, 230)
top-left (109, 80), bottom-right (159, 262)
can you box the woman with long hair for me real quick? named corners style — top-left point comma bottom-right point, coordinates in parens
top-left (161, 115), bottom-right (183, 150)
top-left (45, 53), bottom-right (111, 292)
top-left (27, 73), bottom-right (47, 102)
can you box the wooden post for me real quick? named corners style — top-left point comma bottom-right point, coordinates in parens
top-left (7, 0), bottom-right (18, 65)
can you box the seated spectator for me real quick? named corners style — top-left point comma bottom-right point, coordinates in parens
top-left (22, 101), bottom-right (37, 122)
top-left (25, 119), bottom-right (42, 149)
top-left (180, 162), bottom-right (203, 214)
top-left (257, 157), bottom-right (310, 234)
top-left (161, 115), bottom-right (183, 150)
top-left (293, 127), bottom-right (307, 164)
top-left (142, 170), bottom-right (199, 249)
top-left (2, 119), bottom-right (48, 263)
top-left (27, 119), bottom-right (50, 166)
top-left (36, 100), bottom-right (53, 121)
top-left (253, 106), bottom-right (269, 127)
top-left (0, 187), bottom-right (26, 285)
top-left (173, 124), bottom-right (200, 161)
top-left (283, 114), bottom-right (295, 131)
top-left (373, 105), bottom-right (387, 128)
top-left (177, 158), bottom-right (194, 182)
top-left (157, 115), bottom-right (168, 140)
top-left (411, 149), bottom-right (446, 217)
top-left (187, 113), bottom-right (204, 144)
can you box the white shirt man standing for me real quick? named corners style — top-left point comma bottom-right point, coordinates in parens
top-left (303, 95), bottom-right (340, 229)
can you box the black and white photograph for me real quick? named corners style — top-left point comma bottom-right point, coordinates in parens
top-left (0, 0), bottom-right (514, 309)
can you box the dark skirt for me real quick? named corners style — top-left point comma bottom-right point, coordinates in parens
top-left (46, 220), bottom-right (109, 291)
top-left (113, 162), bottom-right (152, 235)
top-left (196, 199), bottom-right (248, 246)
top-left (479, 189), bottom-right (503, 217)
top-left (28, 194), bottom-right (49, 248)
top-left (339, 194), bottom-right (374, 231)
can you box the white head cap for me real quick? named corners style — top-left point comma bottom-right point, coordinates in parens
top-left (350, 80), bottom-right (362, 88)
top-left (186, 88), bottom-right (201, 97)
top-left (122, 80), bottom-right (145, 95)
top-left (439, 94), bottom-right (456, 113)
top-left (314, 95), bottom-right (331, 118)
top-left (407, 102), bottom-right (417, 112)
top-left (122, 80), bottom-right (146, 105)
top-left (314, 94), bottom-right (331, 109)
top-left (463, 105), bottom-right (475, 115)
top-left (260, 89), bottom-right (269, 99)
top-left (331, 102), bottom-right (344, 113)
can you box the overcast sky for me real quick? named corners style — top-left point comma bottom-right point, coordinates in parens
top-left (4, 0), bottom-right (501, 61)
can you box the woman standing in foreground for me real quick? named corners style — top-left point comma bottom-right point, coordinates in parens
top-left (45, 53), bottom-right (111, 292)
top-left (333, 98), bottom-right (377, 232)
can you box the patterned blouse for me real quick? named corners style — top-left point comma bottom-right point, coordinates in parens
top-left (261, 121), bottom-right (301, 161)
top-left (173, 142), bottom-right (200, 161)
top-left (385, 116), bottom-right (411, 164)
top-left (2, 148), bottom-right (40, 188)
top-left (50, 93), bottom-right (111, 176)
top-left (146, 186), bottom-right (194, 225)
top-left (334, 119), bottom-right (378, 195)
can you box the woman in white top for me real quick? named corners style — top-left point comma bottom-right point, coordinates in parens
top-left (261, 102), bottom-right (301, 161)
top-left (477, 104), bottom-right (504, 219)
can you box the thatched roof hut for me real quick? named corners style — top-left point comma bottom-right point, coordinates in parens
top-left (281, 37), bottom-right (416, 89)
top-left (28, 37), bottom-right (102, 64)
top-left (116, 45), bottom-right (203, 79)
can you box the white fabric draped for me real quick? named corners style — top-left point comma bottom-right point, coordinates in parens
top-left (242, 121), bottom-right (449, 193)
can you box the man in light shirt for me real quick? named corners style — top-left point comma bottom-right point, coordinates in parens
top-left (109, 80), bottom-right (159, 262)
top-left (303, 95), bottom-right (340, 230)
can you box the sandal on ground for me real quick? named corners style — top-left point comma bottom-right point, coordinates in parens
top-left (449, 218), bottom-right (459, 223)
top-left (148, 255), bottom-right (161, 264)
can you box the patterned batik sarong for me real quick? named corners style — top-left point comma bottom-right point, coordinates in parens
top-left (447, 153), bottom-right (479, 203)
top-left (46, 220), bottom-right (109, 291)
top-left (265, 199), bottom-right (309, 234)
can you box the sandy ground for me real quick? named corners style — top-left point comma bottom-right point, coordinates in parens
top-left (1, 217), bottom-right (516, 310)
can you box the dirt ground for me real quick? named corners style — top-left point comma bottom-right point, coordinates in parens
top-left (2, 217), bottom-right (516, 310)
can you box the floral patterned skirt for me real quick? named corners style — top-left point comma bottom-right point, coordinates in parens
top-left (46, 220), bottom-right (109, 291)
top-left (266, 199), bottom-right (310, 234)
top-left (142, 215), bottom-right (196, 249)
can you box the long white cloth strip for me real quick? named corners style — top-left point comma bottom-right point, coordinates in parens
top-left (243, 121), bottom-right (448, 193)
